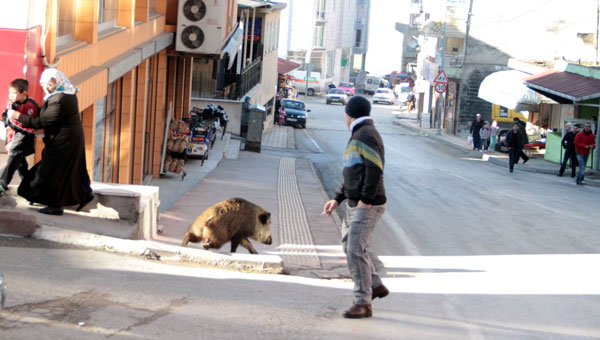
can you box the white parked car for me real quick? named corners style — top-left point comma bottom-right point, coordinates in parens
top-left (373, 88), bottom-right (395, 105)
top-left (326, 88), bottom-right (348, 105)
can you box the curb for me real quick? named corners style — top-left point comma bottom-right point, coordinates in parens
top-left (308, 161), bottom-right (343, 232)
top-left (393, 119), bottom-right (600, 188)
top-left (34, 225), bottom-right (284, 274)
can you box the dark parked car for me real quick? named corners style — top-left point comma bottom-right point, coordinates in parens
top-left (281, 99), bottom-right (310, 128)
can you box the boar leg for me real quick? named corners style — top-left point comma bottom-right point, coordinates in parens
top-left (182, 232), bottom-right (200, 247)
top-left (230, 236), bottom-right (242, 253)
top-left (239, 238), bottom-right (258, 254)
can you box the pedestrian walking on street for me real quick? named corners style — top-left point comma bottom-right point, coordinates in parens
top-left (513, 117), bottom-right (529, 164)
top-left (0, 78), bottom-right (40, 195)
top-left (489, 120), bottom-right (499, 151)
top-left (505, 123), bottom-right (525, 173)
top-left (574, 122), bottom-right (596, 185)
top-left (406, 93), bottom-right (415, 113)
top-left (469, 114), bottom-right (484, 150)
top-left (558, 124), bottom-right (579, 178)
top-left (479, 121), bottom-right (491, 152)
top-left (323, 95), bottom-right (388, 319)
top-left (8, 68), bottom-right (94, 215)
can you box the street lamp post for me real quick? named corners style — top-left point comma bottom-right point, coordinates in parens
top-left (305, 50), bottom-right (312, 99)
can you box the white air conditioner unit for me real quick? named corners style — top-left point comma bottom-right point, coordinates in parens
top-left (176, 0), bottom-right (229, 54)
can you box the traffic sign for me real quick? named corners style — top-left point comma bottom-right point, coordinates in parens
top-left (433, 70), bottom-right (448, 84)
top-left (434, 82), bottom-right (447, 93)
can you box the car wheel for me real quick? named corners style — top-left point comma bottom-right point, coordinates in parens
top-left (307, 88), bottom-right (315, 96)
top-left (326, 100), bottom-right (330, 104)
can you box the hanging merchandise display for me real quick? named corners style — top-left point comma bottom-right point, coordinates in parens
top-left (164, 119), bottom-right (190, 180)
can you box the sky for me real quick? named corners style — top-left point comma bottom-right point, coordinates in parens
top-left (364, 0), bottom-right (405, 75)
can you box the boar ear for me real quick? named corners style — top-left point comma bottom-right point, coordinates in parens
top-left (258, 212), bottom-right (271, 224)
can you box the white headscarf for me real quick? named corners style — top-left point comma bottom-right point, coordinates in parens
top-left (39, 68), bottom-right (77, 101)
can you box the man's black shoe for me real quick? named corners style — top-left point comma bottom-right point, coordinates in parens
top-left (39, 207), bottom-right (64, 216)
top-left (372, 284), bottom-right (389, 300)
top-left (343, 304), bottom-right (372, 318)
top-left (523, 158), bottom-right (529, 164)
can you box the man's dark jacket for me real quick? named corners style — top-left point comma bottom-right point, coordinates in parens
top-left (334, 119), bottom-right (386, 206)
top-left (561, 131), bottom-right (576, 151)
top-left (470, 119), bottom-right (484, 137)
top-left (505, 129), bottom-right (525, 149)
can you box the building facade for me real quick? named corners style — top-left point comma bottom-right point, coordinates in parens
top-left (188, 0), bottom-right (285, 135)
top-left (1, 0), bottom-right (176, 185)
top-left (278, 0), bottom-right (363, 92)
top-left (403, 0), bottom-right (599, 135)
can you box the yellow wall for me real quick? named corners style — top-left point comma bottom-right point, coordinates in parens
top-left (44, 0), bottom-right (170, 185)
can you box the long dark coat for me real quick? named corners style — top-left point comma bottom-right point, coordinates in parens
top-left (17, 93), bottom-right (92, 208)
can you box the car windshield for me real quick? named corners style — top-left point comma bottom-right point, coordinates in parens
top-left (328, 89), bottom-right (346, 94)
top-left (375, 89), bottom-right (391, 94)
top-left (282, 100), bottom-right (305, 110)
top-left (339, 82), bottom-right (353, 88)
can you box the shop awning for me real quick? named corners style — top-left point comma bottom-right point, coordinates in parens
top-left (524, 70), bottom-right (600, 103)
top-left (221, 26), bottom-right (244, 69)
top-left (478, 70), bottom-right (542, 112)
top-left (277, 58), bottom-right (301, 75)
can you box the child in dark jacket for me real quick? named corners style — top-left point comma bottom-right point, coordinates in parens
top-left (0, 78), bottom-right (40, 193)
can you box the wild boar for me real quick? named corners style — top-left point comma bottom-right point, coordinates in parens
top-left (181, 198), bottom-right (273, 254)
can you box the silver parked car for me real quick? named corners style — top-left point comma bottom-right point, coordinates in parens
top-left (326, 88), bottom-right (348, 105)
top-left (373, 88), bottom-right (395, 105)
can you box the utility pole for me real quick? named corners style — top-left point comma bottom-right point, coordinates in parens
top-left (437, 13), bottom-right (447, 135)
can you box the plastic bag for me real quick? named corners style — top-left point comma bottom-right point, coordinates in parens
top-left (467, 136), bottom-right (473, 145)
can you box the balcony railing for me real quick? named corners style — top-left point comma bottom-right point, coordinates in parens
top-left (191, 58), bottom-right (262, 101)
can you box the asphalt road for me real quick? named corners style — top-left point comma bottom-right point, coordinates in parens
top-left (297, 94), bottom-right (600, 339)
top-left (1, 95), bottom-right (599, 339)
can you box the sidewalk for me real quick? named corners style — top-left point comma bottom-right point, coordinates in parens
top-left (0, 125), bottom-right (347, 277)
top-left (392, 109), bottom-right (600, 187)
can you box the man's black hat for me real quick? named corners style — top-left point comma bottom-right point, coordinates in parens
top-left (345, 96), bottom-right (371, 119)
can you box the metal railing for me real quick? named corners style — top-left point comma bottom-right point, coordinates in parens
top-left (191, 58), bottom-right (262, 101)
top-left (233, 58), bottom-right (262, 100)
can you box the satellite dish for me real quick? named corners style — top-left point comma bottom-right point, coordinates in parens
top-left (408, 40), bottom-right (418, 49)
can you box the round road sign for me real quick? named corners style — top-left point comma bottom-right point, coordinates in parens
top-left (434, 82), bottom-right (446, 94)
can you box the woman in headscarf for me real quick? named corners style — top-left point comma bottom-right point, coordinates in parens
top-left (8, 68), bottom-right (93, 215)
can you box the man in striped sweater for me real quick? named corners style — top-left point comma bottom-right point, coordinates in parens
top-left (323, 95), bottom-right (388, 319)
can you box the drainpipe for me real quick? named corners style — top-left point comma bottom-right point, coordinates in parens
top-left (249, 8), bottom-right (256, 66)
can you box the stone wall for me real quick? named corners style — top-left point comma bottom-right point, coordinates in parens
top-left (456, 64), bottom-right (507, 135)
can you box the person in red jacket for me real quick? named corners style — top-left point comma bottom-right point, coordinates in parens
top-left (574, 122), bottom-right (596, 185)
top-left (0, 79), bottom-right (40, 194)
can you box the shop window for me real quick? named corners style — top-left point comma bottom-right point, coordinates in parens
top-left (445, 37), bottom-right (464, 54)
top-left (313, 26), bottom-right (324, 47)
top-left (149, 0), bottom-right (157, 14)
top-left (57, 0), bottom-right (76, 46)
top-left (98, 0), bottom-right (119, 33)
top-left (93, 82), bottom-right (118, 182)
top-left (326, 50), bottom-right (335, 78)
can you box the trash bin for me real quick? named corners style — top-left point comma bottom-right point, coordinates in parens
top-left (245, 104), bottom-right (266, 153)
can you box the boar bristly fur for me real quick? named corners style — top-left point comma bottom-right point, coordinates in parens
top-left (181, 198), bottom-right (272, 254)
